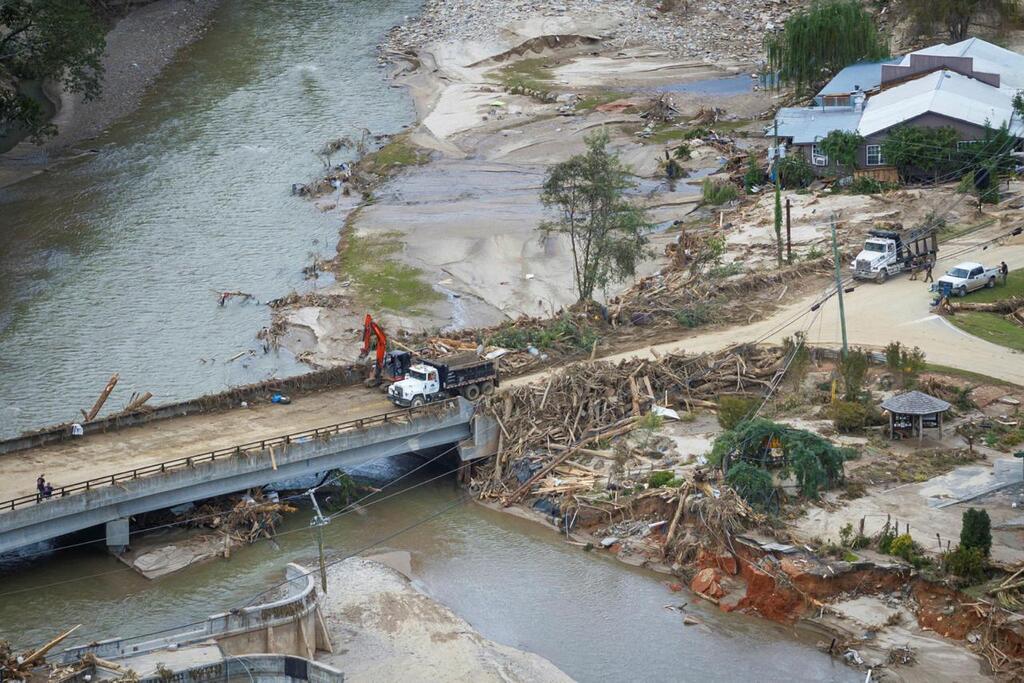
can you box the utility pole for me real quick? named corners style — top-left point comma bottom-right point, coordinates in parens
top-left (830, 214), bottom-right (848, 357)
top-left (785, 197), bottom-right (792, 263)
top-left (773, 120), bottom-right (783, 268)
top-left (308, 489), bottom-right (330, 594)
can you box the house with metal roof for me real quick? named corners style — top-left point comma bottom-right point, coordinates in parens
top-left (769, 37), bottom-right (1024, 178)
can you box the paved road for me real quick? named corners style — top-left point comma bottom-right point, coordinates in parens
top-left (3, 229), bottom-right (1021, 506)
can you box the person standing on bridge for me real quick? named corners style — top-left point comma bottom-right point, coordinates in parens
top-left (36, 475), bottom-right (46, 503)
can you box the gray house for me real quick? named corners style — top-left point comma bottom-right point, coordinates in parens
top-left (771, 38), bottom-right (1024, 178)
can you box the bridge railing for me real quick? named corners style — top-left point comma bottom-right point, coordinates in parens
top-left (2, 398), bottom-right (460, 512)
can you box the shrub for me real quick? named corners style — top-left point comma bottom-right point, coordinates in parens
top-left (830, 400), bottom-right (879, 433)
top-left (781, 332), bottom-right (810, 390)
top-left (726, 461), bottom-right (775, 509)
top-left (674, 302), bottom-right (716, 328)
top-left (889, 533), bottom-right (916, 562)
top-left (701, 179), bottom-right (738, 205)
top-left (648, 470), bottom-right (675, 487)
top-left (884, 341), bottom-right (927, 388)
top-left (960, 508), bottom-right (992, 557)
top-left (672, 144), bottom-right (692, 161)
top-left (638, 411), bottom-right (665, 431)
top-left (717, 395), bottom-right (760, 430)
top-left (776, 155), bottom-right (815, 189)
top-left (944, 545), bottom-right (986, 582)
top-left (744, 156), bottom-right (764, 192)
top-left (839, 348), bottom-right (870, 401)
top-left (878, 528), bottom-right (897, 554)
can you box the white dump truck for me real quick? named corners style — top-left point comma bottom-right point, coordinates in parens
top-left (387, 353), bottom-right (498, 408)
top-left (934, 261), bottom-right (999, 297)
top-left (851, 226), bottom-right (938, 283)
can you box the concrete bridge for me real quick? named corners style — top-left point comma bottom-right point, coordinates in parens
top-left (0, 398), bottom-right (497, 556)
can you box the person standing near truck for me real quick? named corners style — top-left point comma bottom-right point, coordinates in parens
top-left (1000, 261), bottom-right (1009, 286)
top-left (924, 258), bottom-right (934, 283)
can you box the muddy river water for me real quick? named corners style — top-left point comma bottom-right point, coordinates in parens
top-left (0, 3), bottom-right (856, 679)
top-left (0, 0), bottom-right (421, 438)
top-left (1, 469), bottom-right (853, 682)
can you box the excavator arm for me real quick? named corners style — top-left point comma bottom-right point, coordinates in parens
top-left (360, 314), bottom-right (389, 382)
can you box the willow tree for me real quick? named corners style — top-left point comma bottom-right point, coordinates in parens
top-left (765, 0), bottom-right (888, 95)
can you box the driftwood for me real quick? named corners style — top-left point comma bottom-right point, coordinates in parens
top-left (81, 374), bottom-right (119, 422)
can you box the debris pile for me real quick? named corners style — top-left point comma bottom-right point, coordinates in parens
top-left (475, 344), bottom-right (786, 502)
top-left (186, 491), bottom-right (297, 545)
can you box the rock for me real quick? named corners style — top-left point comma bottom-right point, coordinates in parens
top-left (601, 536), bottom-right (619, 548)
top-left (683, 615), bottom-right (702, 625)
top-left (691, 567), bottom-right (722, 595)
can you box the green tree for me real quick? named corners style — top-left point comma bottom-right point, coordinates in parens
top-left (726, 461), bottom-right (775, 510)
top-left (0, 0), bottom-right (107, 141)
top-left (765, 0), bottom-right (888, 95)
top-left (776, 155), bottom-right (815, 189)
top-left (819, 129), bottom-right (864, 178)
top-left (960, 507), bottom-right (992, 557)
top-left (838, 348), bottom-right (869, 401)
top-left (538, 130), bottom-right (652, 302)
top-left (881, 125), bottom-right (959, 182)
top-left (902, 0), bottom-right (1018, 42)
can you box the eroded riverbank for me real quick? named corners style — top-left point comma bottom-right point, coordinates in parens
top-left (0, 472), bottom-right (854, 682)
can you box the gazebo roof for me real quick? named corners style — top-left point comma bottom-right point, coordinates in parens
top-left (881, 390), bottom-right (951, 415)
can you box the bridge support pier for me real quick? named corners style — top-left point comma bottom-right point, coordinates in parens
top-left (106, 517), bottom-right (130, 553)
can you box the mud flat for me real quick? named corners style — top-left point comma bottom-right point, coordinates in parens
top-left (277, 4), bottom-right (774, 367)
top-left (318, 556), bottom-right (573, 682)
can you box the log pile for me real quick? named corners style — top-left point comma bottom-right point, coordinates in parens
top-left (943, 296), bottom-right (1024, 327)
top-left (476, 345), bottom-right (786, 502)
top-left (187, 492), bottom-right (297, 545)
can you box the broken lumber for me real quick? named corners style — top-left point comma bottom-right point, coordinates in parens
top-left (81, 374), bottom-right (119, 422)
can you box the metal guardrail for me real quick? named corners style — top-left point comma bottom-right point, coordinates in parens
top-left (3, 398), bottom-right (460, 512)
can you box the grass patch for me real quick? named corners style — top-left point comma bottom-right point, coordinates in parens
top-left (948, 311), bottom-right (1024, 353)
top-left (336, 230), bottom-right (441, 312)
top-left (701, 178), bottom-right (738, 205)
top-left (575, 90), bottom-right (630, 111)
top-left (951, 270), bottom-right (1024, 303)
top-left (490, 57), bottom-right (554, 91)
top-left (357, 134), bottom-right (429, 177)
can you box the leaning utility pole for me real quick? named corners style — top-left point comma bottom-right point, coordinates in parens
top-left (830, 214), bottom-right (849, 357)
top-left (308, 489), bottom-right (330, 594)
top-left (773, 120), bottom-right (783, 268)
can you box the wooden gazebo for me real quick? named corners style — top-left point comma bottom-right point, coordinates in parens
top-left (881, 391), bottom-right (952, 442)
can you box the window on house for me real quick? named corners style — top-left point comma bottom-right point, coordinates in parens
top-left (866, 145), bottom-right (885, 166)
top-left (957, 140), bottom-right (978, 150)
top-left (811, 144), bottom-right (828, 166)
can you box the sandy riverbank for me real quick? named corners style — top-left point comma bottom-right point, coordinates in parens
top-left (0, 0), bottom-right (221, 188)
top-left (319, 555), bottom-right (573, 682)
top-left (277, 0), bottom-right (778, 367)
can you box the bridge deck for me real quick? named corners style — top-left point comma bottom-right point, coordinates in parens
top-left (0, 385), bottom-right (391, 505)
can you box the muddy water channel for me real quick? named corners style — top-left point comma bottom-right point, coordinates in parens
top-left (0, 0), bottom-right (420, 438)
top-left (0, 470), bottom-right (854, 682)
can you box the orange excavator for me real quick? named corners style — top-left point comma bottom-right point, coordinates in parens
top-left (359, 314), bottom-right (411, 386)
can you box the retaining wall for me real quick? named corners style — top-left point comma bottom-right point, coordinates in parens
top-left (134, 654), bottom-right (344, 683)
top-left (61, 563), bottom-right (332, 663)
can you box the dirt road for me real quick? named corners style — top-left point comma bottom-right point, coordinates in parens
top-left (596, 229), bottom-right (1024, 384)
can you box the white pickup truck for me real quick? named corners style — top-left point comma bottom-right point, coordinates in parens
top-left (934, 261), bottom-right (999, 297)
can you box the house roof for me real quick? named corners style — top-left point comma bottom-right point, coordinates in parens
top-left (857, 70), bottom-right (1024, 137)
top-left (818, 59), bottom-right (899, 96)
top-left (881, 391), bottom-right (951, 415)
top-left (772, 107), bottom-right (862, 144)
top-left (905, 37), bottom-right (1024, 90)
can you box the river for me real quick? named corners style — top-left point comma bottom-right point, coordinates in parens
top-left (0, 0), bottom-right (420, 438)
top-left (0, 467), bottom-right (854, 682)
top-left (0, 4), bottom-right (857, 679)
